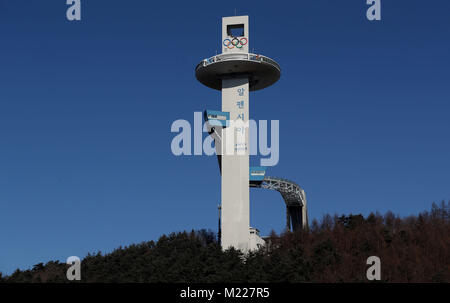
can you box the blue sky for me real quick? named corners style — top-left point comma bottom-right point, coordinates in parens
top-left (0, 0), bottom-right (449, 274)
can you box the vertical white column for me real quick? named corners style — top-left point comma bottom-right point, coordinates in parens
top-left (221, 77), bottom-right (249, 252)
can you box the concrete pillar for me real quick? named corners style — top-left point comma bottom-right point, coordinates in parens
top-left (221, 77), bottom-right (250, 251)
top-left (286, 207), bottom-right (291, 231)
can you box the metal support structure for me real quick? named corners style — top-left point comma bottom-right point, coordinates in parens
top-left (251, 176), bottom-right (308, 231)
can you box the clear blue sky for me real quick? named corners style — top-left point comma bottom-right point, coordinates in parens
top-left (0, 0), bottom-right (449, 274)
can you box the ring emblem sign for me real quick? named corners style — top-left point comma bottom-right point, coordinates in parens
top-left (223, 37), bottom-right (248, 49)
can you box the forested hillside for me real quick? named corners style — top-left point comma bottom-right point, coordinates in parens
top-left (1, 202), bottom-right (449, 283)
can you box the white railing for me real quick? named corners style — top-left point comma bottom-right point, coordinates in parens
top-left (196, 53), bottom-right (280, 71)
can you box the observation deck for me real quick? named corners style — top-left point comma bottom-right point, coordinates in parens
top-left (195, 53), bottom-right (281, 91)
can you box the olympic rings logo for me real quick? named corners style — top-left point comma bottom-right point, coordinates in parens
top-left (223, 37), bottom-right (248, 49)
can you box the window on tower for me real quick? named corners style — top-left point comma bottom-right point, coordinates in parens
top-left (227, 24), bottom-right (244, 37)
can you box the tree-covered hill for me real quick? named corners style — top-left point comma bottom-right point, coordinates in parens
top-left (1, 202), bottom-right (449, 283)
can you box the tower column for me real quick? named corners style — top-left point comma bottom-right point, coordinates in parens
top-left (221, 77), bottom-right (250, 251)
top-left (195, 15), bottom-right (281, 252)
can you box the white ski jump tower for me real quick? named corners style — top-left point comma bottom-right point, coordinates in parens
top-left (196, 16), bottom-right (282, 252)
